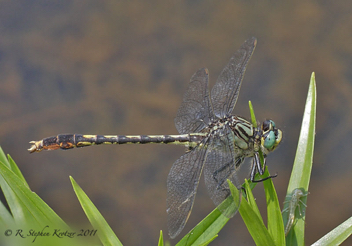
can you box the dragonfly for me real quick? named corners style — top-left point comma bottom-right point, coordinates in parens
top-left (28, 37), bottom-right (282, 239)
top-left (282, 188), bottom-right (308, 236)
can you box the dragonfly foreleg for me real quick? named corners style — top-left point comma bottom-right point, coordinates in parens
top-left (255, 152), bottom-right (266, 175)
top-left (250, 152), bottom-right (277, 183)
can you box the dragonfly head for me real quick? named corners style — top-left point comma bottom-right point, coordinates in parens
top-left (260, 120), bottom-right (282, 155)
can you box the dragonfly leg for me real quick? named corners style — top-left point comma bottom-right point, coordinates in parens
top-left (250, 153), bottom-right (277, 183)
top-left (212, 161), bottom-right (232, 190)
top-left (212, 157), bottom-right (243, 190)
top-left (249, 158), bottom-right (257, 181)
top-left (255, 152), bottom-right (265, 175)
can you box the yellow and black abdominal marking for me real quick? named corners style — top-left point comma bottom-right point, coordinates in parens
top-left (28, 133), bottom-right (205, 153)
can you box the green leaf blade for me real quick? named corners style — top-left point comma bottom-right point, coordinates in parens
top-left (284, 72), bottom-right (316, 245)
top-left (238, 180), bottom-right (275, 246)
top-left (248, 101), bottom-right (258, 127)
top-left (288, 73), bottom-right (316, 191)
top-left (176, 204), bottom-right (230, 246)
top-left (262, 171), bottom-right (285, 246)
top-left (7, 154), bottom-right (29, 188)
top-left (0, 159), bottom-right (66, 227)
top-left (311, 216), bottom-right (352, 246)
top-left (158, 230), bottom-right (164, 246)
top-left (70, 176), bottom-right (123, 246)
top-left (242, 180), bottom-right (261, 221)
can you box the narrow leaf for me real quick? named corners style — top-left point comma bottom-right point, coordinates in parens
top-left (0, 147), bottom-right (10, 167)
top-left (158, 230), bottom-right (164, 246)
top-left (198, 235), bottom-right (218, 246)
top-left (8, 154), bottom-right (29, 188)
top-left (0, 148), bottom-right (27, 224)
top-left (262, 169), bottom-right (285, 245)
top-left (284, 73), bottom-right (316, 245)
top-left (0, 196), bottom-right (15, 228)
top-left (248, 101), bottom-right (258, 127)
top-left (70, 176), bottom-right (123, 246)
top-left (311, 216), bottom-right (352, 246)
top-left (243, 180), bottom-right (262, 223)
top-left (176, 202), bottom-right (230, 246)
top-left (0, 160), bottom-right (67, 227)
top-left (236, 181), bottom-right (275, 245)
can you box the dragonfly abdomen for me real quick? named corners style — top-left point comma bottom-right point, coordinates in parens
top-left (28, 133), bottom-right (206, 153)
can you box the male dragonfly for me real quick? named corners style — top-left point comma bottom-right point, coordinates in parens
top-left (28, 37), bottom-right (282, 239)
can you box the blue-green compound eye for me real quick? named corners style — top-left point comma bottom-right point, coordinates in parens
top-left (270, 120), bottom-right (276, 128)
top-left (264, 131), bottom-right (276, 150)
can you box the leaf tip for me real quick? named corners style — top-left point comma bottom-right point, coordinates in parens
top-left (310, 72), bottom-right (316, 85)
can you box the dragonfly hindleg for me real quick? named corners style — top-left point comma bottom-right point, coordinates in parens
top-left (212, 156), bottom-right (244, 190)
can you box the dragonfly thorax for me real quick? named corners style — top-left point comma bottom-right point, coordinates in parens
top-left (206, 116), bottom-right (282, 157)
top-left (205, 115), bottom-right (258, 151)
top-left (228, 116), bottom-right (256, 150)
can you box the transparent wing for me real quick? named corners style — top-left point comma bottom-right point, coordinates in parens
top-left (204, 126), bottom-right (244, 217)
top-left (211, 37), bottom-right (257, 118)
top-left (175, 68), bottom-right (214, 134)
top-left (166, 141), bottom-right (208, 238)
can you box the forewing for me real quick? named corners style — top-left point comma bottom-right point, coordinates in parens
top-left (166, 142), bottom-right (208, 238)
top-left (175, 68), bottom-right (214, 134)
top-left (204, 126), bottom-right (243, 217)
top-left (211, 37), bottom-right (257, 118)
